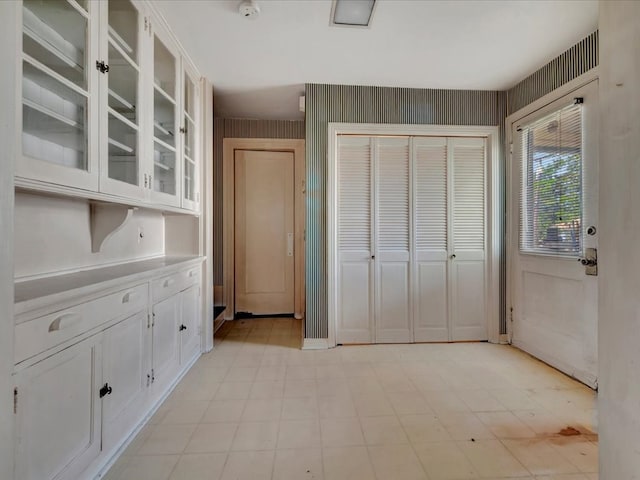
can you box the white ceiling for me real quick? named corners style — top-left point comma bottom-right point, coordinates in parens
top-left (152, 0), bottom-right (598, 121)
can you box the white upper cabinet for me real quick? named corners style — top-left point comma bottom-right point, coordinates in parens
top-left (149, 20), bottom-right (181, 207)
top-left (19, 0), bottom-right (100, 191)
top-left (181, 63), bottom-right (200, 211)
top-left (16, 0), bottom-right (202, 213)
top-left (99, 0), bottom-right (146, 200)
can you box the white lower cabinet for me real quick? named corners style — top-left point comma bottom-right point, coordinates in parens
top-left (101, 311), bottom-right (149, 452)
top-left (13, 263), bottom-right (203, 480)
top-left (180, 285), bottom-right (201, 365)
top-left (14, 335), bottom-right (103, 480)
top-left (151, 294), bottom-right (180, 390)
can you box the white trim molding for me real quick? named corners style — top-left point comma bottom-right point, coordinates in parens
top-left (302, 338), bottom-right (330, 350)
top-left (327, 123), bottom-right (502, 348)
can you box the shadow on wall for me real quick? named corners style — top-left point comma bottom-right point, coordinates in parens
top-left (214, 84), bottom-right (305, 121)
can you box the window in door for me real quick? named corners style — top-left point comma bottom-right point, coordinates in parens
top-left (519, 102), bottom-right (583, 256)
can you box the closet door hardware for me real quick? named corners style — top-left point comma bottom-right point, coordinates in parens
top-left (179, 324), bottom-right (187, 331)
top-left (449, 254), bottom-right (456, 259)
top-left (144, 174), bottom-right (148, 188)
top-left (96, 60), bottom-right (109, 74)
top-left (99, 383), bottom-right (113, 398)
top-left (179, 127), bottom-right (186, 134)
top-left (148, 175), bottom-right (152, 189)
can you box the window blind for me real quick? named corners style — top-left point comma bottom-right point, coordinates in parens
top-left (520, 102), bottom-right (583, 256)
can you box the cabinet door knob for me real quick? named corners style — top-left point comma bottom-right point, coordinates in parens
top-left (179, 324), bottom-right (187, 331)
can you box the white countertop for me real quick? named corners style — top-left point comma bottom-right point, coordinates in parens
top-left (15, 256), bottom-right (204, 316)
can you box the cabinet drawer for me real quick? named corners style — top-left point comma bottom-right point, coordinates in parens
top-left (151, 267), bottom-right (200, 304)
top-left (15, 284), bottom-right (148, 364)
top-left (182, 266), bottom-right (201, 288)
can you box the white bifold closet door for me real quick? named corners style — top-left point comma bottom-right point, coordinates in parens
top-left (375, 137), bottom-right (412, 343)
top-left (336, 135), bottom-right (486, 344)
top-left (337, 136), bottom-right (374, 344)
top-left (449, 137), bottom-right (487, 341)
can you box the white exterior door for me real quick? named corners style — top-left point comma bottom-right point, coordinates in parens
top-left (510, 81), bottom-right (599, 387)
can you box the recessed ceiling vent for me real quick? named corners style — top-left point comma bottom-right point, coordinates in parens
top-left (238, 0), bottom-right (260, 19)
top-left (330, 0), bottom-right (376, 28)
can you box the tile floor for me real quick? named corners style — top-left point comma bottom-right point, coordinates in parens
top-left (104, 318), bottom-right (598, 480)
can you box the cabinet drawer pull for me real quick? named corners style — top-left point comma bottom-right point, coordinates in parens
top-left (48, 312), bottom-right (82, 332)
top-left (163, 279), bottom-right (175, 288)
top-left (122, 291), bottom-right (139, 304)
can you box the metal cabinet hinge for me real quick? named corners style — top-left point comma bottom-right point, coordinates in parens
top-left (196, 192), bottom-right (200, 203)
top-left (146, 373), bottom-right (151, 387)
top-left (144, 17), bottom-right (148, 31)
top-left (510, 307), bottom-right (514, 322)
top-left (13, 387), bottom-right (17, 414)
top-left (151, 369), bottom-right (155, 383)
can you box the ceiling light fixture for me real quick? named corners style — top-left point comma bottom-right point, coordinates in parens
top-left (330, 0), bottom-right (376, 28)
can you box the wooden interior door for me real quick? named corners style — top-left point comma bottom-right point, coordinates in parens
top-left (235, 150), bottom-right (295, 315)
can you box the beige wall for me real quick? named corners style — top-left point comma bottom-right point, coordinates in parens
top-left (598, 1), bottom-right (640, 477)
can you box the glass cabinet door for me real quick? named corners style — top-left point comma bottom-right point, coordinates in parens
top-left (182, 69), bottom-right (198, 209)
top-left (21, 0), bottom-right (94, 186)
top-left (105, 0), bottom-right (141, 191)
top-left (152, 29), bottom-right (179, 204)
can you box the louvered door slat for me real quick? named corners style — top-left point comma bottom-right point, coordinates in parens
top-left (377, 140), bottom-right (410, 251)
top-left (339, 139), bottom-right (371, 251)
top-left (453, 141), bottom-right (485, 251)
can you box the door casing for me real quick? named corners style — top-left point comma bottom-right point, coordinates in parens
top-left (327, 123), bottom-right (501, 348)
top-left (223, 138), bottom-right (305, 321)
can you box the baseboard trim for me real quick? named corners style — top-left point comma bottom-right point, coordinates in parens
top-left (302, 338), bottom-right (329, 350)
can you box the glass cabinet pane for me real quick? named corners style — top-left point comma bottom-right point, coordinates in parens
top-left (154, 141), bottom-right (176, 195)
top-left (153, 33), bottom-right (177, 197)
top-left (23, 0), bottom-right (88, 89)
top-left (107, 0), bottom-right (140, 186)
top-left (22, 0), bottom-right (89, 170)
top-left (183, 72), bottom-right (196, 202)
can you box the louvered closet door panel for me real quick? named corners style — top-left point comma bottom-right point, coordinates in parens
top-left (337, 136), bottom-right (373, 343)
top-left (375, 137), bottom-right (412, 343)
top-left (413, 137), bottom-right (449, 342)
top-left (450, 137), bottom-right (487, 341)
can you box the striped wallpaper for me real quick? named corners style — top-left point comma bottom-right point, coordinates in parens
top-left (507, 31), bottom-right (599, 115)
top-left (304, 84), bottom-right (505, 339)
top-left (213, 118), bottom-right (305, 285)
